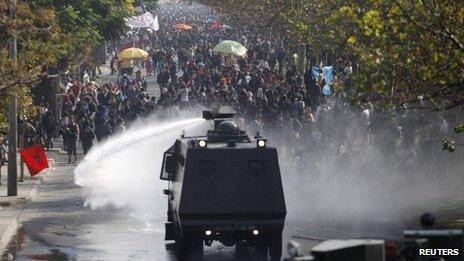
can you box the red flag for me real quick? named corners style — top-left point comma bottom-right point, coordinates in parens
top-left (20, 144), bottom-right (49, 176)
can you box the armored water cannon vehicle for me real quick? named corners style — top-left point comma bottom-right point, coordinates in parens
top-left (160, 106), bottom-right (286, 261)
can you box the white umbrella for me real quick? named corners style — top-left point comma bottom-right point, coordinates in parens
top-left (220, 25), bottom-right (233, 31)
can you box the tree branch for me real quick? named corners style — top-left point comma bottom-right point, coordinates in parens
top-left (396, 0), bottom-right (464, 51)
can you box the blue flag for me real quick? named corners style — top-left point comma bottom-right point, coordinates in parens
top-left (322, 66), bottom-right (333, 96)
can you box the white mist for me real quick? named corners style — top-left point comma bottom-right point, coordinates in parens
top-left (74, 116), bottom-right (205, 223)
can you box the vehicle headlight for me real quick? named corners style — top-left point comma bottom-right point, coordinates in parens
top-left (198, 140), bottom-right (207, 148)
top-left (257, 139), bottom-right (266, 148)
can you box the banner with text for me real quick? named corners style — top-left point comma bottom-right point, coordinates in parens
top-left (125, 12), bottom-right (159, 30)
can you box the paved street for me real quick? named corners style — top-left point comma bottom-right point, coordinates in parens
top-left (0, 153), bottom-right (257, 260)
top-left (0, 145), bottom-right (413, 261)
top-left (1, 152), bottom-right (178, 260)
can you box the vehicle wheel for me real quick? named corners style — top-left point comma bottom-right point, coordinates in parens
top-left (268, 232), bottom-right (282, 261)
top-left (175, 236), bottom-right (184, 257)
top-left (182, 237), bottom-right (204, 261)
top-left (252, 239), bottom-right (268, 261)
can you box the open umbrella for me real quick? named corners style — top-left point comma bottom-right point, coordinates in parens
top-left (213, 40), bottom-right (247, 57)
top-left (174, 23), bottom-right (193, 30)
top-left (220, 25), bottom-right (233, 31)
top-left (118, 47), bottom-right (149, 60)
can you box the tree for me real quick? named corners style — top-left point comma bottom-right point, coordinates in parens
top-left (333, 0), bottom-right (464, 110)
top-left (0, 0), bottom-right (66, 135)
top-left (0, 0), bottom-right (157, 135)
top-left (0, 1), bottom-right (62, 96)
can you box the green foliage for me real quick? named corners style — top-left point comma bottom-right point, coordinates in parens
top-left (337, 0), bottom-right (464, 109)
top-left (443, 138), bottom-right (456, 153)
top-left (25, 0), bottom-right (136, 52)
top-left (0, 113), bottom-right (7, 136)
top-left (0, 0), bottom-right (147, 130)
top-left (455, 123), bottom-right (464, 134)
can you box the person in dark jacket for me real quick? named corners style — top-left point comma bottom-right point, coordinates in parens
top-left (157, 67), bottom-right (170, 92)
top-left (42, 110), bottom-right (57, 150)
top-left (94, 106), bottom-right (112, 142)
top-left (64, 117), bottom-right (79, 163)
top-left (80, 116), bottom-right (95, 155)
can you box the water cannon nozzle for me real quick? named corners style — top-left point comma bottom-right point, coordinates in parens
top-left (202, 111), bottom-right (213, 120)
top-left (202, 106), bottom-right (236, 121)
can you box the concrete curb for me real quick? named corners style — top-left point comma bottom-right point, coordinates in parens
top-left (0, 157), bottom-right (55, 256)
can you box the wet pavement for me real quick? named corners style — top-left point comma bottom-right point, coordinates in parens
top-left (0, 105), bottom-right (415, 261)
top-left (1, 155), bottom-right (172, 261)
top-left (0, 152), bottom-right (409, 261)
top-left (0, 153), bottom-right (257, 260)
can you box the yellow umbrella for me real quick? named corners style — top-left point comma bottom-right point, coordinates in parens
top-left (118, 48), bottom-right (149, 60)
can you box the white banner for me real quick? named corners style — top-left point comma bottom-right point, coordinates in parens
top-left (125, 12), bottom-right (157, 29)
top-left (152, 15), bottom-right (159, 31)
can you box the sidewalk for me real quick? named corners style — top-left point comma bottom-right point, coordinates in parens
top-left (0, 149), bottom-right (57, 255)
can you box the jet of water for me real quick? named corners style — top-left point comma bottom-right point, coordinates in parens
top-left (74, 116), bottom-right (205, 223)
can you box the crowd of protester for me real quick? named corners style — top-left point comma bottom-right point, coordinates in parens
top-left (8, 2), bottom-right (462, 178)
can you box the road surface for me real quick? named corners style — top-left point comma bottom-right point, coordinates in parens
top-left (1, 148), bottom-right (411, 261)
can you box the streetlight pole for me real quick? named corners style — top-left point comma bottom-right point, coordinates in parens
top-left (7, 0), bottom-right (18, 196)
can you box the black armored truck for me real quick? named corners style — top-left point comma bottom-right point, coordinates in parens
top-left (160, 107), bottom-right (286, 261)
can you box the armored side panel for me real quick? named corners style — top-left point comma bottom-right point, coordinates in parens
top-left (171, 145), bottom-right (286, 236)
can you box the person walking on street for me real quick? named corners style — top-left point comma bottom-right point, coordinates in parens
top-left (110, 55), bottom-right (118, 75)
top-left (94, 106), bottom-right (112, 142)
top-left (43, 110), bottom-right (57, 150)
top-left (60, 113), bottom-right (70, 150)
top-left (64, 117), bottom-right (79, 164)
top-left (80, 116), bottom-right (95, 155)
